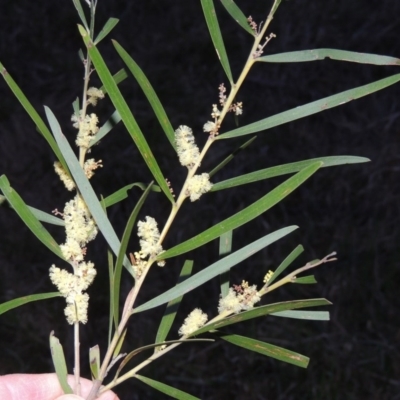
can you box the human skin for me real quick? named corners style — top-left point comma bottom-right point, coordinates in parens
top-left (0, 374), bottom-right (119, 400)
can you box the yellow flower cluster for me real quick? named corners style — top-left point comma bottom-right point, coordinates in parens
top-left (87, 87), bottom-right (105, 106)
top-left (54, 159), bottom-right (102, 191)
top-left (178, 308), bottom-right (208, 336)
top-left (60, 195), bottom-right (98, 261)
top-left (186, 173), bottom-right (213, 202)
top-left (71, 87), bottom-right (104, 149)
top-left (73, 112), bottom-right (99, 149)
top-left (54, 161), bottom-right (76, 191)
top-left (50, 88), bottom-right (105, 325)
top-left (84, 158), bottom-right (103, 179)
top-left (49, 262), bottom-right (96, 324)
top-left (263, 270), bottom-right (274, 283)
top-left (137, 216), bottom-right (163, 259)
top-left (218, 282), bottom-right (261, 314)
top-left (174, 125), bottom-right (200, 168)
top-left (50, 195), bottom-right (98, 324)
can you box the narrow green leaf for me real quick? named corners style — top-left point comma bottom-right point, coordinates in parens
top-left (220, 333), bottom-right (309, 368)
top-left (201, 0), bottom-right (233, 84)
top-left (220, 0), bottom-right (255, 36)
top-left (78, 26), bottom-right (174, 203)
top-left (99, 68), bottom-right (129, 95)
top-left (271, 310), bottom-right (329, 320)
top-left (135, 375), bottom-right (200, 400)
top-left (193, 298), bottom-right (331, 335)
top-left (107, 246), bottom-right (114, 345)
top-left (72, 0), bottom-right (89, 31)
top-left (134, 226), bottom-right (297, 314)
top-left (113, 182), bottom-right (153, 328)
top-left (0, 292), bottom-right (61, 316)
top-left (257, 49), bottom-right (400, 65)
top-left (155, 260), bottom-right (194, 346)
top-left (209, 136), bottom-right (257, 178)
top-left (72, 97), bottom-right (80, 116)
top-left (44, 106), bottom-right (131, 271)
top-left (49, 332), bottom-right (73, 394)
top-left (89, 110), bottom-right (122, 148)
top-left (78, 48), bottom-right (85, 63)
top-left (0, 175), bottom-right (65, 260)
top-left (158, 162), bottom-right (321, 260)
top-left (113, 328), bottom-right (127, 359)
top-left (219, 231), bottom-right (233, 256)
top-left (112, 40), bottom-right (176, 150)
top-left (211, 156), bottom-right (370, 191)
top-left (219, 231), bottom-right (232, 297)
top-left (217, 74), bottom-right (400, 139)
top-left (267, 245), bottom-right (304, 286)
top-left (0, 63), bottom-right (70, 174)
top-left (28, 207), bottom-right (65, 226)
top-left (0, 196), bottom-right (65, 226)
top-left (103, 182), bottom-right (161, 208)
top-left (94, 18), bottom-right (119, 45)
top-left (294, 275), bottom-right (317, 284)
top-left (89, 345), bottom-right (100, 380)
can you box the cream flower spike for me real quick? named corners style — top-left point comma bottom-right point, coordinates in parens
top-left (186, 173), bottom-right (213, 202)
top-left (218, 281), bottom-right (261, 314)
top-left (54, 161), bottom-right (75, 191)
top-left (137, 216), bottom-right (163, 259)
top-left (174, 125), bottom-right (200, 168)
top-left (178, 308), bottom-right (208, 336)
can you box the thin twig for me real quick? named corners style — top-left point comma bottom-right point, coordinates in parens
top-left (74, 321), bottom-right (81, 396)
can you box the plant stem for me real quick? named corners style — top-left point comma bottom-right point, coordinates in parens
top-left (74, 321), bottom-right (81, 396)
top-left (100, 338), bottom-right (192, 394)
top-left (75, 16), bottom-right (95, 393)
top-left (79, 0), bottom-right (96, 167)
top-left (259, 252), bottom-right (337, 296)
top-left (216, 2), bottom-right (277, 126)
top-left (78, 53), bottom-right (92, 167)
top-left (99, 307), bottom-right (232, 394)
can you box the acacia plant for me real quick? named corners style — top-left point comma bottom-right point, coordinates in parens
top-left (1, 0), bottom-right (400, 398)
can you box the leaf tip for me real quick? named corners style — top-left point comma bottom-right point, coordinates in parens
top-left (77, 24), bottom-right (88, 37)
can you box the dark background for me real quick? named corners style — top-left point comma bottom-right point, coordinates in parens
top-left (0, 1), bottom-right (399, 399)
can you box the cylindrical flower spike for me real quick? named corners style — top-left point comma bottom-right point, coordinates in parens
top-left (174, 125), bottom-right (200, 168)
top-left (186, 173), bottom-right (213, 202)
top-left (137, 216), bottom-right (163, 259)
top-left (178, 308), bottom-right (208, 336)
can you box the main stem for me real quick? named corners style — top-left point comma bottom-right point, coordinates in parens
top-left (78, 54), bottom-right (92, 167)
top-left (216, 8), bottom-right (276, 125)
top-left (79, 0), bottom-right (96, 167)
top-left (74, 321), bottom-right (81, 396)
top-left (74, 27), bottom-right (93, 396)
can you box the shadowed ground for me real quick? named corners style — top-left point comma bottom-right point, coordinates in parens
top-left (0, 1), bottom-right (399, 399)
